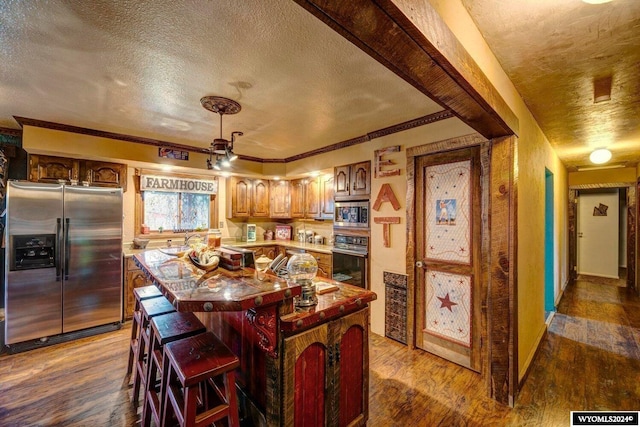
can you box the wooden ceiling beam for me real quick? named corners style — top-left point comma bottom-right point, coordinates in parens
top-left (294, 0), bottom-right (518, 139)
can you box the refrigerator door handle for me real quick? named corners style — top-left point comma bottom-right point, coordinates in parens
top-left (64, 218), bottom-right (70, 280)
top-left (56, 218), bottom-right (62, 281)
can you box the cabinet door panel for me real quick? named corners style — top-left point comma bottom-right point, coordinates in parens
top-left (290, 179), bottom-right (306, 218)
top-left (334, 166), bottom-right (350, 198)
top-left (283, 324), bottom-right (328, 426)
top-left (350, 161), bottom-right (370, 197)
top-left (270, 180), bottom-right (291, 218)
top-left (329, 309), bottom-right (369, 427)
top-left (84, 160), bottom-right (127, 191)
top-left (305, 178), bottom-right (320, 218)
top-left (252, 179), bottom-right (270, 217)
top-left (294, 343), bottom-right (326, 427)
top-left (320, 174), bottom-right (335, 219)
top-left (229, 177), bottom-right (251, 217)
top-left (29, 154), bottom-right (80, 183)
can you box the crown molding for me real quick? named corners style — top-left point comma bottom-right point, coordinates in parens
top-left (13, 109), bottom-right (453, 164)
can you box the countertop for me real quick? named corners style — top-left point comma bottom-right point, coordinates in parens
top-left (123, 238), bottom-right (333, 257)
top-left (133, 249), bottom-right (376, 326)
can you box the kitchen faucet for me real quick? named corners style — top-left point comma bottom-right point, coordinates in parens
top-left (184, 232), bottom-right (202, 246)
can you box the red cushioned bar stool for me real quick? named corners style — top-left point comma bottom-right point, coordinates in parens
top-left (132, 295), bottom-right (176, 407)
top-left (141, 311), bottom-right (206, 427)
top-left (127, 285), bottom-right (164, 377)
top-left (162, 332), bottom-right (240, 427)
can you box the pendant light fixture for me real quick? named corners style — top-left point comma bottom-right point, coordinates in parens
top-left (201, 96), bottom-right (242, 170)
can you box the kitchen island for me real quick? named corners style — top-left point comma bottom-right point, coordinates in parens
top-left (134, 249), bottom-right (376, 426)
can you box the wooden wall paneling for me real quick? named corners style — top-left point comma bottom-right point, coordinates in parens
top-left (568, 189), bottom-right (577, 285)
top-left (488, 135), bottom-right (517, 406)
top-left (405, 152), bottom-right (417, 350)
top-left (407, 132), bottom-right (515, 405)
top-left (627, 184), bottom-right (636, 291)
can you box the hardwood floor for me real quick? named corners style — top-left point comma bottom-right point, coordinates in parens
top-left (0, 277), bottom-right (638, 426)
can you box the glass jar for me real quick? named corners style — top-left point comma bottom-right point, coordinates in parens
top-left (286, 252), bottom-right (318, 306)
top-left (207, 229), bottom-right (222, 248)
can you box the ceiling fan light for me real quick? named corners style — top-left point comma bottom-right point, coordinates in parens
top-left (222, 157), bottom-right (231, 167)
top-left (589, 148), bottom-right (612, 164)
top-left (227, 151), bottom-right (238, 162)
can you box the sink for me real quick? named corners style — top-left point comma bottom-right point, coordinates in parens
top-left (158, 246), bottom-right (190, 257)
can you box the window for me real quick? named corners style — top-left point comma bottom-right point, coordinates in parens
top-left (135, 170), bottom-right (219, 235)
top-left (143, 191), bottom-right (210, 231)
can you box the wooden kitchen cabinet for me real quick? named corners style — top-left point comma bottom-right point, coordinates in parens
top-left (252, 179), bottom-right (270, 217)
top-left (227, 176), bottom-right (252, 218)
top-left (307, 249), bottom-right (332, 279)
top-left (282, 308), bottom-right (369, 426)
top-left (269, 180), bottom-right (291, 218)
top-left (319, 173), bottom-right (334, 220)
top-left (252, 245), bottom-right (278, 260)
top-left (29, 154), bottom-right (80, 183)
top-left (29, 154), bottom-right (127, 190)
top-left (290, 178), bottom-right (306, 218)
top-left (123, 256), bottom-right (152, 320)
top-left (334, 161), bottom-right (371, 200)
top-left (291, 176), bottom-right (332, 220)
top-left (82, 160), bottom-right (127, 191)
top-left (227, 176), bottom-right (271, 218)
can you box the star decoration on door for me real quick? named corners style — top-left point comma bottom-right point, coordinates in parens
top-left (437, 293), bottom-right (458, 312)
top-left (425, 270), bottom-right (472, 347)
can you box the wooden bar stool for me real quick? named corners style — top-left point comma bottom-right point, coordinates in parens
top-left (141, 311), bottom-right (206, 427)
top-left (162, 332), bottom-right (240, 427)
top-left (132, 295), bottom-right (176, 407)
top-left (127, 285), bottom-right (163, 377)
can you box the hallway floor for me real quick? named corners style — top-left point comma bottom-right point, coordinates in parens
top-left (367, 276), bottom-right (640, 426)
top-left (0, 277), bottom-right (638, 426)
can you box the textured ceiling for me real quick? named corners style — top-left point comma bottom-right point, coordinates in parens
top-left (462, 0), bottom-right (640, 171)
top-left (0, 0), bottom-right (442, 160)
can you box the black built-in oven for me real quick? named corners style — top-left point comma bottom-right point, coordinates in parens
top-left (332, 233), bottom-right (368, 289)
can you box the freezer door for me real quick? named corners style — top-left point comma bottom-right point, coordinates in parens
top-left (62, 186), bottom-right (123, 333)
top-left (5, 181), bottom-right (63, 344)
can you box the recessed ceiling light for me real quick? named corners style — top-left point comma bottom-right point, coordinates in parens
top-left (589, 148), bottom-right (612, 164)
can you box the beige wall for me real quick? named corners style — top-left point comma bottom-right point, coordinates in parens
top-left (428, 0), bottom-right (569, 380)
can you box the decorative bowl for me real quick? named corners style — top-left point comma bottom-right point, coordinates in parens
top-left (188, 250), bottom-right (220, 272)
top-left (133, 238), bottom-right (150, 249)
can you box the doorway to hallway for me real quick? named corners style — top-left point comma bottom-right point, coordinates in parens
top-left (544, 169), bottom-right (554, 319)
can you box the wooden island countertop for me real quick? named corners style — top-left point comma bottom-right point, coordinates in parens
top-left (133, 248), bottom-right (377, 426)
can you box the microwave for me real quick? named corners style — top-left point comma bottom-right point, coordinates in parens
top-left (334, 201), bottom-right (369, 228)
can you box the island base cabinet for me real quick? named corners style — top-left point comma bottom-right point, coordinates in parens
top-left (283, 308), bottom-right (369, 427)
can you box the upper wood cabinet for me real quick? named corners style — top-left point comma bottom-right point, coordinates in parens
top-left (29, 154), bottom-right (127, 191)
top-left (290, 179), bottom-right (306, 218)
top-left (227, 176), bottom-right (271, 218)
top-left (290, 175), bottom-right (333, 220)
top-left (269, 180), bottom-right (291, 218)
top-left (334, 161), bottom-right (370, 200)
top-left (252, 179), bottom-right (270, 217)
top-left (29, 154), bottom-right (80, 183)
top-left (228, 173), bottom-right (333, 220)
top-left (319, 173), bottom-right (334, 220)
top-left (227, 176), bottom-right (252, 218)
top-left (82, 160), bottom-right (127, 191)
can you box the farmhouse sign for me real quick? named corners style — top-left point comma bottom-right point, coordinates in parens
top-left (140, 174), bottom-right (218, 194)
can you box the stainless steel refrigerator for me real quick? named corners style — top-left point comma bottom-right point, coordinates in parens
top-left (4, 181), bottom-right (123, 345)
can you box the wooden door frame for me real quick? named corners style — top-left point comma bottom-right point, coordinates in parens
top-left (568, 182), bottom-right (637, 290)
top-left (407, 133), bottom-right (518, 406)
